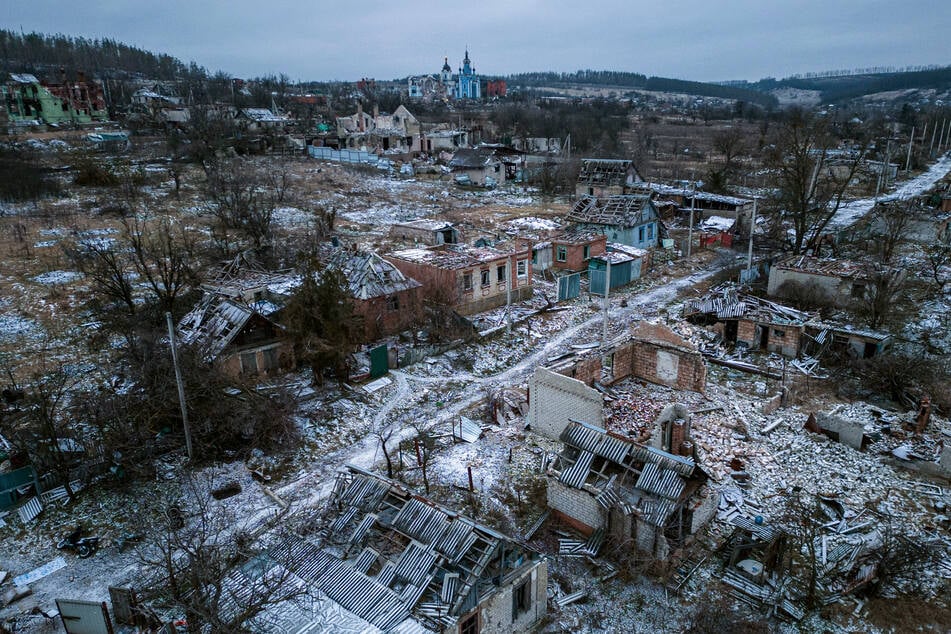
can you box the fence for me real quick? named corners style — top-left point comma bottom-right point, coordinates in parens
top-left (308, 146), bottom-right (378, 164)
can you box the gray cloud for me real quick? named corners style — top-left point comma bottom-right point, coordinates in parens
top-left (3, 1), bottom-right (948, 81)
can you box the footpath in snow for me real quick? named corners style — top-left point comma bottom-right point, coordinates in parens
top-left (828, 151), bottom-right (951, 229)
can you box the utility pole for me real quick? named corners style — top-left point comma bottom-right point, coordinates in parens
top-left (883, 138), bottom-right (892, 191)
top-left (166, 312), bottom-right (193, 461)
top-left (905, 126), bottom-right (915, 173)
top-left (602, 258), bottom-right (611, 345)
top-left (686, 187), bottom-right (695, 258)
top-left (929, 120), bottom-right (938, 157)
top-left (505, 256), bottom-right (512, 335)
top-left (747, 197), bottom-right (757, 274)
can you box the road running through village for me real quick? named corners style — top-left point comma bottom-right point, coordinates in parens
top-left (279, 151), bottom-right (951, 511)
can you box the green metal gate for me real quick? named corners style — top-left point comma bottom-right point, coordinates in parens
top-left (557, 272), bottom-right (581, 301)
top-left (369, 344), bottom-right (389, 379)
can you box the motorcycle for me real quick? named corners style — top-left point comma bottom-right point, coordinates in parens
top-left (56, 525), bottom-right (101, 558)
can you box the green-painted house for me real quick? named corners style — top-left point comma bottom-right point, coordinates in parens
top-left (3, 73), bottom-right (108, 126)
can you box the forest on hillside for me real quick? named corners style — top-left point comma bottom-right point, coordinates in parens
top-left (0, 29), bottom-right (205, 80)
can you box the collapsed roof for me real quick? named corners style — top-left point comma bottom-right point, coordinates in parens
top-left (327, 249), bottom-right (422, 301)
top-left (567, 194), bottom-right (658, 228)
top-left (275, 465), bottom-right (540, 633)
top-left (549, 420), bottom-right (701, 528)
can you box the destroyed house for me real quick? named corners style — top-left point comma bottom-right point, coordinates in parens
top-left (335, 104), bottom-right (421, 153)
top-left (636, 184), bottom-right (754, 220)
top-left (575, 158), bottom-right (643, 197)
top-left (767, 256), bottom-right (902, 308)
top-left (2, 72), bottom-right (108, 126)
top-left (803, 323), bottom-right (892, 360)
top-left (388, 219), bottom-right (460, 246)
top-left (386, 244), bottom-right (532, 315)
top-left (201, 255), bottom-right (298, 308)
top-left (237, 108), bottom-right (290, 131)
top-left (327, 249), bottom-right (423, 340)
top-left (546, 421), bottom-right (714, 561)
top-left (178, 294), bottom-right (292, 376)
top-left (278, 466), bottom-right (547, 633)
top-left (683, 286), bottom-right (812, 358)
top-left (567, 195), bottom-right (660, 249)
top-left (448, 148), bottom-right (505, 187)
top-left (550, 230), bottom-right (607, 272)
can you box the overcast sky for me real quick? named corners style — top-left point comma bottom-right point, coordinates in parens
top-left (4, 1), bottom-right (948, 82)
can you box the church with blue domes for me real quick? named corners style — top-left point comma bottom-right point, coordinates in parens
top-left (455, 49), bottom-right (480, 99)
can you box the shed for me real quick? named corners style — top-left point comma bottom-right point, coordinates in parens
top-left (588, 244), bottom-right (648, 294)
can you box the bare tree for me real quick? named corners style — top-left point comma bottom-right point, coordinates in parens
top-left (65, 237), bottom-right (137, 316)
top-left (137, 477), bottom-right (306, 633)
top-left (853, 265), bottom-right (905, 329)
top-left (124, 215), bottom-right (198, 315)
top-left (869, 200), bottom-right (913, 264)
top-left (205, 158), bottom-right (288, 257)
top-left (707, 126), bottom-right (747, 193)
top-left (778, 493), bottom-right (826, 608)
top-left (924, 243), bottom-right (951, 293)
top-left (764, 110), bottom-right (867, 254)
top-left (3, 358), bottom-right (84, 502)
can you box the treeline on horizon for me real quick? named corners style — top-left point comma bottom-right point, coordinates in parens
top-left (0, 29), bottom-right (208, 80)
top-left (2, 28), bottom-right (947, 108)
top-left (505, 69), bottom-right (778, 108)
top-left (731, 65), bottom-right (951, 103)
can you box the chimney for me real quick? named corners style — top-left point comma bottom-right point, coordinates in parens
top-left (916, 395), bottom-right (932, 434)
top-left (373, 103), bottom-right (379, 119)
top-left (670, 419), bottom-right (686, 455)
top-left (679, 440), bottom-right (693, 458)
top-left (357, 103), bottom-right (364, 132)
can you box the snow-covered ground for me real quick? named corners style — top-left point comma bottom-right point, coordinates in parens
top-left (829, 151), bottom-right (951, 228)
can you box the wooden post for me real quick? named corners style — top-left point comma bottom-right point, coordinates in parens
top-left (165, 312), bottom-right (193, 461)
top-left (905, 126), bottom-right (915, 173)
top-left (467, 466), bottom-right (474, 492)
top-left (746, 197), bottom-right (757, 275)
top-left (506, 255), bottom-right (512, 334)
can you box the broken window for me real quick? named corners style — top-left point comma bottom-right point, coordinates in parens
top-left (386, 295), bottom-right (399, 311)
top-left (480, 269), bottom-right (490, 287)
top-left (647, 223), bottom-right (654, 240)
top-left (463, 272), bottom-right (473, 291)
top-left (773, 329), bottom-right (785, 339)
top-left (638, 226), bottom-right (646, 242)
top-left (262, 347), bottom-right (279, 370)
top-left (583, 245), bottom-right (591, 259)
top-left (512, 578), bottom-right (531, 620)
top-left (497, 265), bottom-right (506, 283)
top-left (556, 245), bottom-right (568, 262)
top-left (851, 282), bottom-right (866, 298)
top-left (240, 351), bottom-right (258, 374)
top-left (461, 612), bottom-right (479, 634)
top-left (517, 259), bottom-right (528, 278)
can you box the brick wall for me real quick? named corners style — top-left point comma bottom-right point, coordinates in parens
top-left (354, 286), bottom-right (422, 341)
top-left (547, 480), bottom-right (603, 533)
top-left (629, 341), bottom-right (705, 392)
top-left (474, 561), bottom-right (547, 634)
top-left (611, 343), bottom-right (634, 383)
top-left (766, 324), bottom-right (800, 357)
top-left (737, 319), bottom-right (757, 347)
top-left (528, 368), bottom-right (603, 440)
